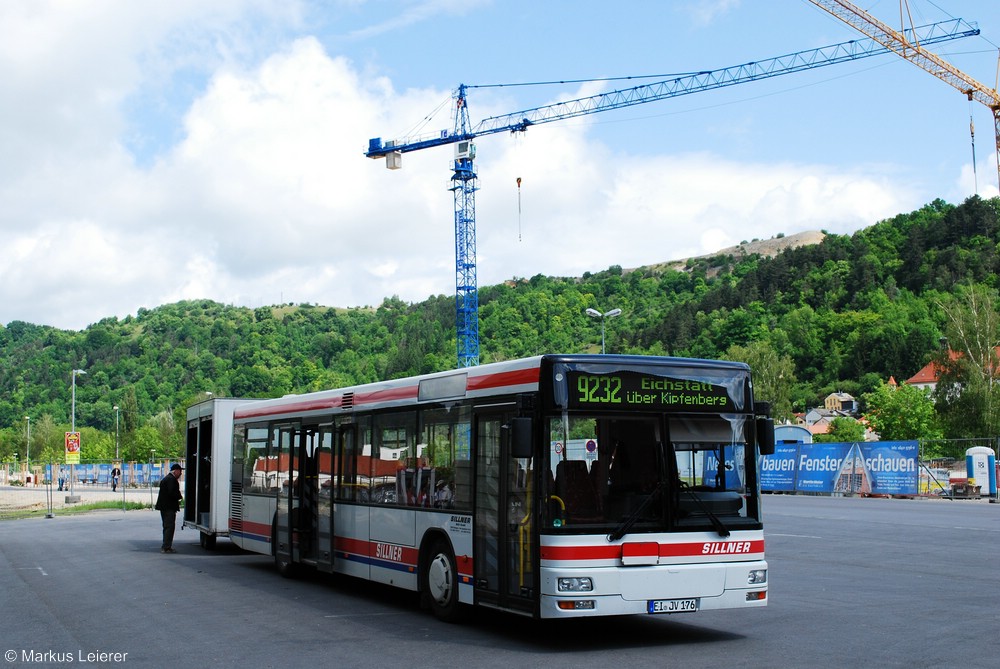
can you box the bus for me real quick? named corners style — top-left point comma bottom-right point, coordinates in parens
top-left (190, 354), bottom-right (775, 621)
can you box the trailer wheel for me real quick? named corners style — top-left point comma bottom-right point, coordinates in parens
top-left (424, 539), bottom-right (460, 622)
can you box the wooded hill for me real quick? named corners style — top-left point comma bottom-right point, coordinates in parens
top-left (2, 195), bottom-right (998, 462)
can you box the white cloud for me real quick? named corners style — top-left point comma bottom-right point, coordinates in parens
top-left (0, 1), bottom-right (944, 331)
top-left (682, 0), bottom-right (742, 27)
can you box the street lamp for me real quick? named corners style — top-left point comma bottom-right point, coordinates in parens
top-left (113, 405), bottom-right (120, 460)
top-left (71, 369), bottom-right (86, 431)
top-left (585, 307), bottom-right (622, 354)
top-left (24, 416), bottom-right (30, 470)
top-left (70, 368), bottom-right (86, 497)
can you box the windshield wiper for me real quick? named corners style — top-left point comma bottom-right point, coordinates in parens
top-left (679, 481), bottom-right (730, 538)
top-left (607, 485), bottom-right (662, 542)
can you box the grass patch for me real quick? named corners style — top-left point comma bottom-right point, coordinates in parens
top-left (71, 500), bottom-right (152, 513)
top-left (0, 500), bottom-right (151, 521)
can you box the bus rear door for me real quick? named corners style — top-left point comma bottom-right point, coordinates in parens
top-left (275, 425), bottom-right (334, 573)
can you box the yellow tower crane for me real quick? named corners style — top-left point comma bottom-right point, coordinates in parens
top-left (808, 0), bottom-right (1000, 192)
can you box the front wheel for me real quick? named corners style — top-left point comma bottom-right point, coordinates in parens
top-left (424, 540), bottom-right (460, 622)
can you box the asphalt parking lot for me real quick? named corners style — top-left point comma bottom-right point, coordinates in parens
top-left (0, 494), bottom-right (996, 669)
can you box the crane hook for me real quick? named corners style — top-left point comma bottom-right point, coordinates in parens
top-left (516, 177), bottom-right (522, 242)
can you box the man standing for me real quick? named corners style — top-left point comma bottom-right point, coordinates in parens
top-left (155, 463), bottom-right (183, 553)
top-left (110, 465), bottom-right (122, 492)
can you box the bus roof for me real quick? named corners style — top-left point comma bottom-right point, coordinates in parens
top-left (230, 354), bottom-right (751, 423)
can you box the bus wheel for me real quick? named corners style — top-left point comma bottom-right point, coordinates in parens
top-left (424, 540), bottom-right (460, 622)
top-left (199, 532), bottom-right (217, 550)
top-left (274, 549), bottom-right (297, 578)
top-left (272, 521), bottom-right (297, 578)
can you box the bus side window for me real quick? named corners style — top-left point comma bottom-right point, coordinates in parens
top-left (420, 406), bottom-right (472, 511)
top-left (374, 412), bottom-right (415, 506)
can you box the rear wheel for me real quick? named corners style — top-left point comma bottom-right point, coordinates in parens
top-left (272, 519), bottom-right (297, 578)
top-left (274, 551), bottom-right (297, 577)
top-left (424, 540), bottom-right (460, 622)
top-left (199, 532), bottom-right (217, 550)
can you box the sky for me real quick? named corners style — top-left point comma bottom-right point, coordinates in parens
top-left (2, 0), bottom-right (1000, 332)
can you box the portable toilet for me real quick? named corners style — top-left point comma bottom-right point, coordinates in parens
top-left (965, 446), bottom-right (997, 497)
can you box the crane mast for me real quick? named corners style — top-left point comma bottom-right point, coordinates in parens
top-left (808, 0), bottom-right (1000, 192)
top-left (451, 85), bottom-right (479, 367)
top-left (367, 18), bottom-right (978, 368)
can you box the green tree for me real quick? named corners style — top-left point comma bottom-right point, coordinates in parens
top-left (134, 426), bottom-right (164, 463)
top-left (150, 410), bottom-right (180, 458)
top-left (725, 340), bottom-right (796, 422)
top-left (934, 284), bottom-right (1000, 438)
top-left (79, 427), bottom-right (113, 461)
top-left (862, 381), bottom-right (942, 441)
top-left (120, 387), bottom-right (141, 461)
top-left (31, 415), bottom-right (62, 464)
top-left (814, 417), bottom-right (866, 443)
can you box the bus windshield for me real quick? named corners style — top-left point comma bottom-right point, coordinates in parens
top-left (545, 413), bottom-right (757, 534)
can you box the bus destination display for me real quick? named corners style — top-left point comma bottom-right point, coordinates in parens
top-left (568, 371), bottom-right (735, 411)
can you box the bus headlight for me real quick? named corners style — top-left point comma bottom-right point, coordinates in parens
top-left (558, 577), bottom-right (594, 592)
top-left (747, 569), bottom-right (767, 585)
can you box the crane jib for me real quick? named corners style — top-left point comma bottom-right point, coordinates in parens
top-left (365, 13), bottom-right (980, 367)
top-left (367, 18), bottom-right (978, 156)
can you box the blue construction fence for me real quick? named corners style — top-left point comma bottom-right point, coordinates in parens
top-left (43, 462), bottom-right (182, 488)
top-left (762, 441), bottom-right (922, 496)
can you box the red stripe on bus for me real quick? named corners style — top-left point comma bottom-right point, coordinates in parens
top-left (335, 536), bottom-right (369, 555)
top-left (353, 385), bottom-right (419, 406)
top-left (235, 396), bottom-right (343, 419)
top-left (540, 544), bottom-right (621, 560)
top-left (334, 536), bottom-right (474, 577)
top-left (467, 367), bottom-right (539, 391)
top-left (233, 362), bottom-right (539, 420)
top-left (540, 539), bottom-right (765, 561)
top-left (622, 541), bottom-right (659, 558)
top-left (230, 519), bottom-right (271, 538)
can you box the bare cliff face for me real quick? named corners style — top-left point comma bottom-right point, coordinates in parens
top-left (646, 230), bottom-right (826, 273)
top-left (712, 230), bottom-right (827, 259)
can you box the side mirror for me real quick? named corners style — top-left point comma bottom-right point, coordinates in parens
top-left (756, 417), bottom-right (775, 456)
top-left (509, 417), bottom-right (533, 459)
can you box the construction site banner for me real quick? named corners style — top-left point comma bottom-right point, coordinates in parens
top-left (761, 441), bottom-right (919, 496)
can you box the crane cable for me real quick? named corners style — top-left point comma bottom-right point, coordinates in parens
top-left (969, 94), bottom-right (978, 194)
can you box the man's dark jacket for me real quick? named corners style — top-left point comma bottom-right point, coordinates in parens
top-left (155, 474), bottom-right (181, 512)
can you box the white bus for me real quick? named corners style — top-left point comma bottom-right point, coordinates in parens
top-left (191, 354), bottom-right (775, 621)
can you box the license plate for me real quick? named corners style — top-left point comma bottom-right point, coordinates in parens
top-left (647, 598), bottom-right (699, 614)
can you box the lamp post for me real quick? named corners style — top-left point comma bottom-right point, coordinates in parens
top-left (24, 416), bottom-right (30, 474)
top-left (114, 405), bottom-right (120, 460)
top-left (71, 369), bottom-right (86, 432)
top-left (585, 307), bottom-right (623, 354)
top-left (150, 449), bottom-right (156, 506)
top-left (70, 369), bottom-right (86, 497)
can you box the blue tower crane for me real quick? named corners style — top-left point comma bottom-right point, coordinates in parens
top-left (366, 18), bottom-right (977, 368)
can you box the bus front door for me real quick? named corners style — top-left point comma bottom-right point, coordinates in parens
top-left (474, 412), bottom-right (535, 614)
